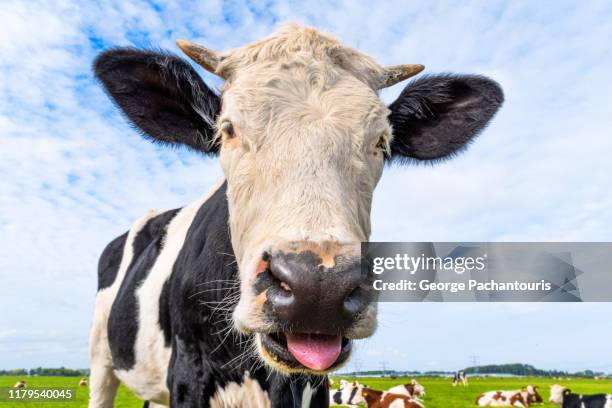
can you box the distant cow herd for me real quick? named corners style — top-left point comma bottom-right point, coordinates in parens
top-left (326, 373), bottom-right (612, 408)
top-left (12, 378), bottom-right (89, 388)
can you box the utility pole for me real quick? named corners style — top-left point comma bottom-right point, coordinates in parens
top-left (470, 355), bottom-right (480, 375)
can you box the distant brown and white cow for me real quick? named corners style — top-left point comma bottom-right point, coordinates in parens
top-left (79, 378), bottom-right (89, 387)
top-left (362, 388), bottom-right (424, 408)
top-left (476, 385), bottom-right (541, 407)
top-left (13, 380), bottom-right (27, 389)
top-left (475, 390), bottom-right (528, 407)
top-left (91, 23), bottom-right (503, 407)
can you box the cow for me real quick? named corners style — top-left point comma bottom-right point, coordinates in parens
top-left (453, 371), bottom-right (468, 386)
top-left (475, 390), bottom-right (529, 407)
top-left (387, 380), bottom-right (425, 399)
top-left (476, 386), bottom-right (541, 407)
top-left (80, 378), bottom-right (89, 387)
top-left (549, 384), bottom-right (612, 408)
top-left (13, 380), bottom-right (27, 388)
top-left (89, 23), bottom-right (503, 408)
top-left (329, 381), bottom-right (366, 406)
top-left (362, 388), bottom-right (424, 408)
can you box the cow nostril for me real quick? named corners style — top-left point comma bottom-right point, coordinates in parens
top-left (266, 260), bottom-right (293, 297)
top-left (266, 255), bottom-right (296, 295)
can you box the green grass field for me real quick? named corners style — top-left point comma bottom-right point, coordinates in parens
top-left (0, 375), bottom-right (610, 407)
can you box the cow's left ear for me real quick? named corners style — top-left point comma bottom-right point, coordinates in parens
top-left (387, 74), bottom-right (503, 162)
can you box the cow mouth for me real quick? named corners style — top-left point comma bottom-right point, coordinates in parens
top-left (259, 332), bottom-right (351, 372)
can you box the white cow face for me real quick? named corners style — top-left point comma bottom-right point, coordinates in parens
top-left (549, 384), bottom-right (567, 405)
top-left (412, 380), bottom-right (425, 396)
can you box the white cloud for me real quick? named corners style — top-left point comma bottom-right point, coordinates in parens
top-left (1, 0), bottom-right (611, 371)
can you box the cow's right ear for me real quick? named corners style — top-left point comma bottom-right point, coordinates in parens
top-left (94, 48), bottom-right (220, 154)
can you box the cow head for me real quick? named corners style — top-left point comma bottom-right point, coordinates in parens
top-left (94, 25), bottom-right (503, 375)
top-left (549, 385), bottom-right (570, 405)
top-left (411, 379), bottom-right (425, 397)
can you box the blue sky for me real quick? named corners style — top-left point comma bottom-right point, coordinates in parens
top-left (1, 0), bottom-right (611, 373)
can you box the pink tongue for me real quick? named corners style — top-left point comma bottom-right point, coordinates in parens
top-left (285, 333), bottom-right (342, 371)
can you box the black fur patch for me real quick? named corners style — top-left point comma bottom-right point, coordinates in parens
top-left (563, 392), bottom-right (608, 408)
top-left (333, 390), bottom-right (343, 404)
top-left (93, 48), bottom-right (220, 154)
top-left (97, 232), bottom-right (127, 290)
top-left (388, 74), bottom-right (504, 162)
top-left (159, 277), bottom-right (172, 347)
top-left (107, 208), bottom-right (179, 370)
top-left (347, 386), bottom-right (358, 405)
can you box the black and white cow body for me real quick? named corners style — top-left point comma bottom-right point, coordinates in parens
top-left (329, 381), bottom-right (366, 406)
top-left (549, 385), bottom-right (612, 408)
top-left (453, 370), bottom-right (468, 386)
top-left (92, 182), bottom-right (329, 407)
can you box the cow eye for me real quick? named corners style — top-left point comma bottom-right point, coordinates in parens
top-left (376, 135), bottom-right (388, 152)
top-left (220, 121), bottom-right (235, 139)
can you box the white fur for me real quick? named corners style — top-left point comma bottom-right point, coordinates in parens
top-left (209, 373), bottom-right (271, 408)
top-left (301, 382), bottom-right (313, 408)
top-left (387, 380), bottom-right (425, 400)
top-left (388, 399), bottom-right (409, 408)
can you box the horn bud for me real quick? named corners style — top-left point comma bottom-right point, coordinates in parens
top-left (176, 39), bottom-right (225, 78)
top-left (380, 64), bottom-right (425, 88)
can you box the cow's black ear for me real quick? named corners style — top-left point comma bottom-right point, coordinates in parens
top-left (387, 74), bottom-right (503, 162)
top-left (94, 48), bottom-right (220, 154)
